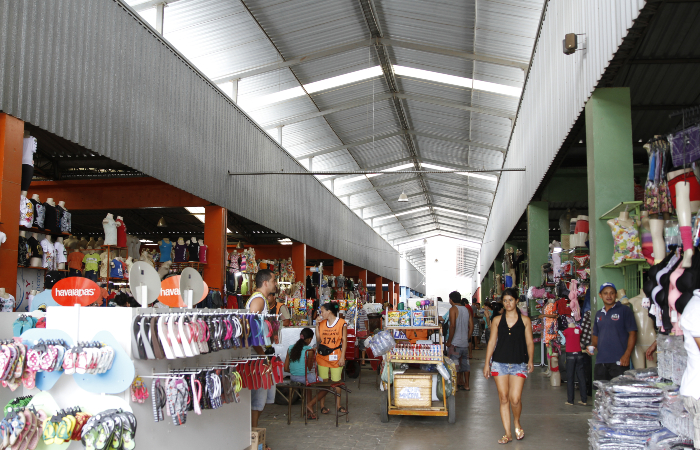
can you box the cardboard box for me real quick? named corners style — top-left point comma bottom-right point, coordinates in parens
top-left (394, 371), bottom-right (432, 408)
top-left (247, 428), bottom-right (266, 450)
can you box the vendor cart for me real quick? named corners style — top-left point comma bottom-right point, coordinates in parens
top-left (379, 323), bottom-right (456, 424)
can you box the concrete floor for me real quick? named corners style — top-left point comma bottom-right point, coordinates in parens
top-left (259, 350), bottom-right (591, 450)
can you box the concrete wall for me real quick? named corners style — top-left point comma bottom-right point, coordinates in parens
top-left (425, 236), bottom-right (472, 301)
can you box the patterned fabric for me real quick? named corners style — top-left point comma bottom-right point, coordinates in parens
top-left (60, 210), bottom-right (71, 233)
top-left (544, 302), bottom-right (558, 344)
top-left (670, 124), bottom-right (700, 167)
top-left (579, 311), bottom-right (592, 348)
top-left (610, 218), bottom-right (644, 264)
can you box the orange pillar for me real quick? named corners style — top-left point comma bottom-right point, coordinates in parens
top-left (387, 280), bottom-right (395, 309)
top-left (333, 258), bottom-right (344, 276)
top-left (395, 283), bottom-right (400, 305)
top-left (358, 269), bottom-right (367, 290)
top-left (292, 243), bottom-right (306, 283)
top-left (0, 114), bottom-right (23, 299)
top-left (375, 276), bottom-right (384, 304)
top-left (202, 206), bottom-right (227, 292)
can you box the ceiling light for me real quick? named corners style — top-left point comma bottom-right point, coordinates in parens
top-left (227, 228), bottom-right (233, 233)
top-left (139, 239), bottom-right (153, 243)
top-left (186, 207), bottom-right (206, 214)
top-left (248, 66), bottom-right (383, 107)
top-left (393, 65), bottom-right (521, 97)
top-left (157, 217), bottom-right (167, 227)
top-left (398, 191), bottom-right (409, 202)
top-left (421, 163), bottom-right (498, 182)
top-left (278, 238), bottom-right (293, 246)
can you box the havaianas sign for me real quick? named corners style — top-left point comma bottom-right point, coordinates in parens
top-left (51, 278), bottom-right (102, 306)
top-left (158, 276), bottom-right (208, 307)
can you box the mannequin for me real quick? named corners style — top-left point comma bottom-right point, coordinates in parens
top-left (79, 236), bottom-right (89, 249)
top-left (494, 274), bottom-right (503, 295)
top-left (30, 194), bottom-right (44, 229)
top-left (57, 200), bottom-right (70, 233)
top-left (115, 216), bottom-right (127, 247)
top-left (198, 239), bottom-right (207, 264)
top-left (64, 235), bottom-right (77, 250)
top-left (88, 237), bottom-right (97, 248)
top-left (102, 213), bottom-right (117, 245)
top-left (100, 251), bottom-right (110, 279)
top-left (673, 180), bottom-right (696, 268)
top-left (40, 234), bottom-right (55, 270)
top-left (649, 217), bottom-right (667, 263)
top-left (621, 293), bottom-right (657, 368)
top-left (29, 232), bottom-right (42, 267)
top-left (158, 238), bottom-right (173, 262)
top-left (21, 131), bottom-right (36, 195)
top-left (174, 237), bottom-right (187, 262)
top-left (19, 194), bottom-right (33, 227)
top-left (43, 197), bottom-right (60, 233)
top-left (96, 237), bottom-right (104, 247)
top-left (607, 210), bottom-right (643, 264)
top-left (158, 261), bottom-right (172, 279)
top-left (0, 287), bottom-right (15, 312)
top-left (54, 237), bottom-right (67, 270)
top-left (187, 237), bottom-right (199, 262)
top-left (18, 230), bottom-right (29, 267)
top-left (550, 353), bottom-right (561, 387)
top-left (574, 215), bottom-right (589, 248)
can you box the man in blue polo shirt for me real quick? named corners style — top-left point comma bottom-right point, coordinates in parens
top-left (589, 282), bottom-right (637, 380)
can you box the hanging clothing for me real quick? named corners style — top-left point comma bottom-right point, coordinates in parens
top-left (116, 218), bottom-right (127, 247)
top-left (54, 241), bottom-right (67, 265)
top-left (40, 239), bottom-right (55, 270)
top-left (17, 236), bottom-right (29, 267)
top-left (27, 236), bottom-right (41, 260)
top-left (199, 244), bottom-right (208, 264)
top-left (610, 218), bottom-right (643, 264)
top-left (187, 241), bottom-right (199, 262)
top-left (43, 203), bottom-right (60, 233)
top-left (110, 259), bottom-right (124, 278)
top-left (60, 208), bottom-right (71, 233)
top-left (174, 243), bottom-right (187, 262)
top-left (159, 240), bottom-right (173, 262)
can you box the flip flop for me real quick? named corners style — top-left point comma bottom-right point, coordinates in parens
top-left (515, 428), bottom-right (524, 440)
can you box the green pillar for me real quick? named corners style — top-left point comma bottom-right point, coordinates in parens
top-left (527, 201), bottom-right (549, 288)
top-left (586, 88), bottom-right (634, 312)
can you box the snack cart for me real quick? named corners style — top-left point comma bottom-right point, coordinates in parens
top-left (379, 305), bottom-right (456, 424)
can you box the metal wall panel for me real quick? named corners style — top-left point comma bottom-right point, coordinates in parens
top-left (478, 0), bottom-right (645, 280)
top-left (0, 0), bottom-right (400, 280)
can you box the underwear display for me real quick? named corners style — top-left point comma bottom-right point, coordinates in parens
top-left (667, 170), bottom-right (700, 208)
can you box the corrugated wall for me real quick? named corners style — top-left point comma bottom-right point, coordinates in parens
top-left (479, 0), bottom-right (645, 280)
top-left (0, 0), bottom-right (400, 280)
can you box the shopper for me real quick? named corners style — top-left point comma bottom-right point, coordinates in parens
top-left (266, 291), bottom-right (291, 327)
top-left (471, 299), bottom-right (482, 351)
top-left (588, 283), bottom-right (637, 380)
top-left (446, 291), bottom-right (473, 391)
top-left (483, 288), bottom-right (535, 444)
top-left (245, 269), bottom-right (278, 429)
top-left (307, 302), bottom-right (348, 415)
top-left (563, 322), bottom-right (587, 406)
top-left (354, 301), bottom-right (370, 364)
top-left (284, 327), bottom-right (317, 419)
top-left (482, 303), bottom-right (493, 345)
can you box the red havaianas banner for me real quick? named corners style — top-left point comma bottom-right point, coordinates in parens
top-left (51, 277), bottom-right (102, 306)
top-left (157, 276), bottom-right (208, 307)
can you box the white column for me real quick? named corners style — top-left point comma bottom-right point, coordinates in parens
top-left (231, 79), bottom-right (239, 104)
top-left (155, 2), bottom-right (165, 34)
top-left (308, 156), bottom-right (313, 172)
top-left (277, 126), bottom-right (283, 146)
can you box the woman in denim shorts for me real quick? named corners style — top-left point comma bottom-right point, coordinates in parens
top-left (483, 288), bottom-right (535, 444)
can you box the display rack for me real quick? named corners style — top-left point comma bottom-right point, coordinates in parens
top-left (19, 225), bottom-right (71, 238)
top-left (599, 201), bottom-right (643, 220)
top-left (380, 322), bottom-right (455, 424)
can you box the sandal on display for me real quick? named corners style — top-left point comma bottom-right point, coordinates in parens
top-left (157, 316), bottom-right (175, 360)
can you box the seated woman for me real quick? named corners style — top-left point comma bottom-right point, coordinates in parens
top-left (307, 302), bottom-right (348, 415)
top-left (284, 327), bottom-right (317, 419)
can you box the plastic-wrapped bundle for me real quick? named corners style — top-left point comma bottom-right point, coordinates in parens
top-left (366, 330), bottom-right (396, 357)
top-left (624, 367), bottom-right (660, 381)
top-left (646, 427), bottom-right (693, 450)
top-left (607, 378), bottom-right (664, 396)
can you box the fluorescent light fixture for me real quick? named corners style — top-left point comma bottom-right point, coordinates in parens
top-left (250, 66), bottom-right (383, 107)
top-left (393, 65), bottom-right (521, 97)
top-left (335, 173), bottom-right (381, 186)
top-left (186, 207), bottom-right (206, 214)
top-left (421, 163), bottom-right (497, 182)
top-left (278, 238), bottom-right (293, 245)
top-left (227, 228), bottom-right (233, 233)
top-left (433, 207), bottom-right (487, 221)
top-left (139, 239), bottom-right (153, 243)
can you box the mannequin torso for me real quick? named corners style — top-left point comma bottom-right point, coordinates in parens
top-left (54, 237), bottom-right (67, 269)
top-left (187, 237), bottom-right (199, 262)
top-left (102, 213), bottom-right (117, 245)
top-left (608, 211), bottom-right (643, 264)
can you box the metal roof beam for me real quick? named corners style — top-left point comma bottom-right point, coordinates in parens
top-left (338, 176), bottom-right (420, 196)
top-left (365, 205), bottom-right (430, 221)
top-left (393, 230), bottom-right (482, 246)
top-left (297, 130), bottom-right (504, 161)
top-left (262, 92), bottom-right (513, 128)
top-left (210, 38), bottom-right (527, 84)
top-left (424, 175), bottom-right (496, 195)
top-left (130, 0), bottom-right (181, 12)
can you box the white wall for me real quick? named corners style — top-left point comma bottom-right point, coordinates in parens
top-left (425, 236), bottom-right (472, 302)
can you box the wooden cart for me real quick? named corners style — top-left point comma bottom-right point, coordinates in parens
top-left (379, 324), bottom-right (455, 424)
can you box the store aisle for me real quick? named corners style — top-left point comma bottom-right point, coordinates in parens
top-left (259, 351), bottom-right (591, 450)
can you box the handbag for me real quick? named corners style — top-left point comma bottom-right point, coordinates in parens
top-left (317, 344), bottom-right (340, 356)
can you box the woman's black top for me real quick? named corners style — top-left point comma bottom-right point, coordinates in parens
top-left (491, 311), bottom-right (528, 364)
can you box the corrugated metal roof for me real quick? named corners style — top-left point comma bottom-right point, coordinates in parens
top-left (122, 0), bottom-right (549, 277)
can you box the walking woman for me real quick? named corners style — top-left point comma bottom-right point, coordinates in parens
top-left (307, 302), bottom-right (348, 415)
top-left (483, 288), bottom-right (535, 444)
